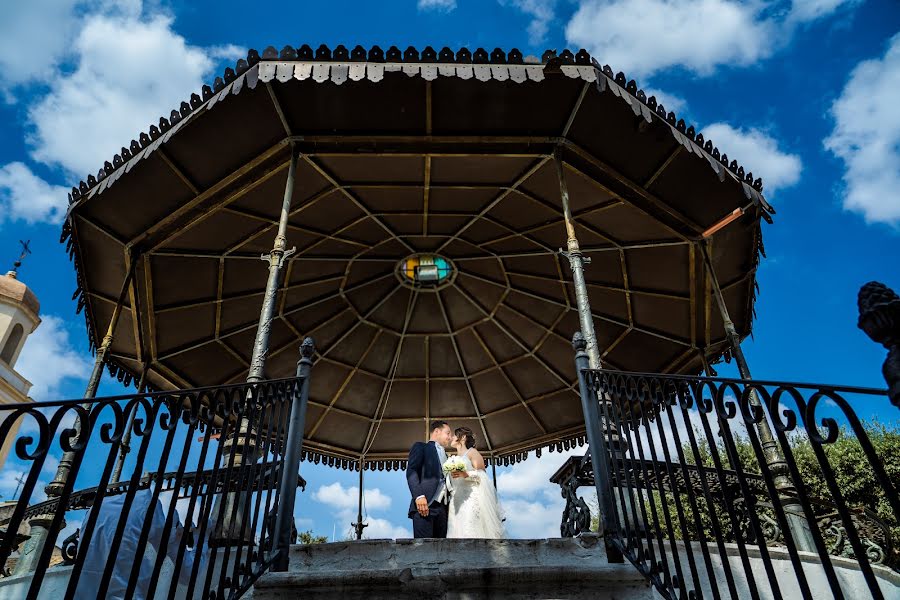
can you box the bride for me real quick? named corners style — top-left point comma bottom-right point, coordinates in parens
top-left (447, 427), bottom-right (505, 539)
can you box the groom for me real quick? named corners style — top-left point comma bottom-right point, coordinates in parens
top-left (406, 420), bottom-right (454, 538)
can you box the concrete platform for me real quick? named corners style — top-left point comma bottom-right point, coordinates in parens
top-left (252, 535), bottom-right (651, 599)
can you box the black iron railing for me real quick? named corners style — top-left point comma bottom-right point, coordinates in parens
top-left (573, 337), bottom-right (900, 600)
top-left (0, 339), bottom-right (314, 599)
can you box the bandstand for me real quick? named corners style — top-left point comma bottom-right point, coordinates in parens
top-left (0, 44), bottom-right (897, 600)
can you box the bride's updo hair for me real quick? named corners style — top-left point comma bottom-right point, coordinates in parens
top-left (454, 427), bottom-right (476, 449)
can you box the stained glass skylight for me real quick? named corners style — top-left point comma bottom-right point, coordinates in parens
top-left (398, 254), bottom-right (454, 288)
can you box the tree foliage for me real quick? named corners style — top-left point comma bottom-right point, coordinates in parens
top-left (297, 529), bottom-right (328, 545)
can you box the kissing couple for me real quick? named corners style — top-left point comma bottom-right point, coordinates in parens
top-left (406, 420), bottom-right (505, 539)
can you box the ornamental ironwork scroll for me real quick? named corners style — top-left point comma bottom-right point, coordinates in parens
top-left (574, 365), bottom-right (899, 600)
top-left (0, 340), bottom-right (315, 600)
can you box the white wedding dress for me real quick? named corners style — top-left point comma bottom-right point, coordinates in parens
top-left (447, 449), bottom-right (505, 539)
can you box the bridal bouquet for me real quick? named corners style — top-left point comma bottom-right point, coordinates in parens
top-left (442, 456), bottom-right (467, 475)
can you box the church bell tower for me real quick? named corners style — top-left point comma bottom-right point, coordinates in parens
top-left (0, 254), bottom-right (41, 469)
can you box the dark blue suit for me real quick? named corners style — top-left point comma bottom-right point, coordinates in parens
top-left (406, 441), bottom-right (448, 538)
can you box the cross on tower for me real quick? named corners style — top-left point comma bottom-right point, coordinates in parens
top-left (10, 240), bottom-right (31, 274)
top-left (12, 473), bottom-right (26, 500)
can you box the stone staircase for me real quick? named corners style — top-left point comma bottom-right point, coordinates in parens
top-left (252, 536), bottom-right (651, 599)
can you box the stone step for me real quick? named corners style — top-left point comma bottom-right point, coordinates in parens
top-left (253, 536), bottom-right (652, 600)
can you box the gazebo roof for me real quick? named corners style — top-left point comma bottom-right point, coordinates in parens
top-left (61, 45), bottom-right (774, 468)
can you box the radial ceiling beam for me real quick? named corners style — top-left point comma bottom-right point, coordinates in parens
top-left (561, 141), bottom-right (703, 237)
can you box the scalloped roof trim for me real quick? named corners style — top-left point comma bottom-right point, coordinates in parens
top-left (64, 44), bottom-right (773, 215)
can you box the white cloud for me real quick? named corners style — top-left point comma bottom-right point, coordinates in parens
top-left (0, 467), bottom-right (49, 503)
top-left (496, 447), bottom-right (595, 538)
top-left (788, 0), bottom-right (860, 23)
top-left (564, 0), bottom-right (859, 79)
top-left (824, 33), bottom-right (900, 226)
top-left (312, 481), bottom-right (392, 512)
top-left (418, 0), bottom-right (457, 11)
top-left (500, 0), bottom-right (559, 45)
top-left (701, 123), bottom-right (802, 194)
top-left (0, 162), bottom-right (69, 225)
top-left (15, 315), bottom-right (91, 402)
top-left (501, 497), bottom-right (565, 538)
top-left (566, 0), bottom-right (775, 78)
top-left (27, 13), bottom-right (238, 178)
top-left (360, 516), bottom-right (413, 539)
top-left (0, 0), bottom-right (144, 91)
top-left (0, 0), bottom-right (81, 89)
top-left (498, 448), bottom-right (584, 501)
top-left (311, 481), bottom-right (411, 539)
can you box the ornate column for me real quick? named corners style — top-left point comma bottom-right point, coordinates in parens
top-left (352, 461), bottom-right (367, 540)
top-left (22, 261), bottom-right (136, 573)
top-left (45, 260), bottom-right (136, 496)
top-left (214, 146), bottom-right (300, 544)
top-left (700, 241), bottom-right (816, 552)
top-left (554, 150), bottom-right (600, 369)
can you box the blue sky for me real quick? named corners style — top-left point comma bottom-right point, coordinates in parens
top-left (0, 0), bottom-right (898, 541)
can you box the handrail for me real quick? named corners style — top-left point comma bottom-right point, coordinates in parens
top-left (0, 339), bottom-right (315, 599)
top-left (573, 357), bottom-right (899, 600)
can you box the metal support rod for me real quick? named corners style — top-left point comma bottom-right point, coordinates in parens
top-left (110, 363), bottom-right (151, 484)
top-left (555, 150), bottom-right (601, 369)
top-left (700, 241), bottom-right (816, 552)
top-left (491, 460), bottom-right (497, 489)
top-left (352, 461), bottom-right (367, 540)
top-left (273, 338), bottom-right (315, 572)
top-left (573, 332), bottom-right (622, 562)
top-left (247, 146), bottom-right (300, 384)
top-left (46, 258), bottom-right (137, 497)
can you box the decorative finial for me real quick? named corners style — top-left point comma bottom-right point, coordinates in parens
top-left (300, 337), bottom-right (316, 359)
top-left (857, 281), bottom-right (900, 407)
top-left (9, 240), bottom-right (31, 277)
top-left (572, 331), bottom-right (587, 352)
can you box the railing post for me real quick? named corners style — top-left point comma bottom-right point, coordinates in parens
top-left (858, 281), bottom-right (900, 408)
top-left (272, 337), bottom-right (315, 572)
top-left (573, 332), bottom-right (622, 562)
